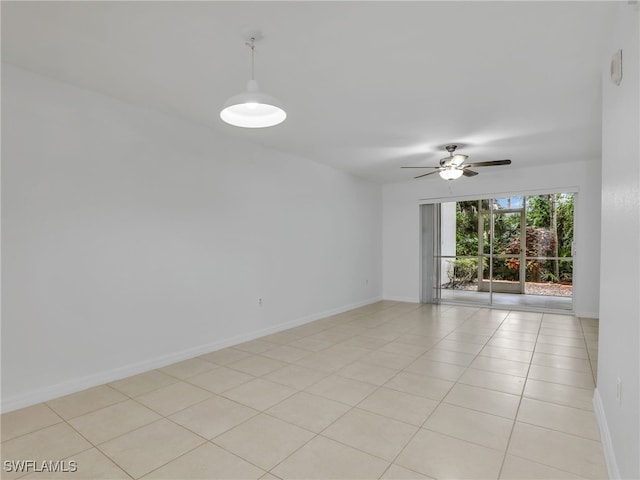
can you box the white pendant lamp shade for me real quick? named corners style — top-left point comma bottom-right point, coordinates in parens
top-left (439, 167), bottom-right (464, 180)
top-left (220, 34), bottom-right (286, 128)
top-left (220, 79), bottom-right (286, 128)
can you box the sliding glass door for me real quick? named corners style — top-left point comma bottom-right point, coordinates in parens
top-left (425, 193), bottom-right (574, 311)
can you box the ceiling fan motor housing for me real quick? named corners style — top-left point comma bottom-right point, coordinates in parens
top-left (440, 145), bottom-right (467, 167)
top-left (440, 145), bottom-right (457, 167)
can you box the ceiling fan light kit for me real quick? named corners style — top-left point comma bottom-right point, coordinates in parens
top-left (439, 167), bottom-right (464, 180)
top-left (220, 33), bottom-right (286, 128)
top-left (401, 144), bottom-right (511, 180)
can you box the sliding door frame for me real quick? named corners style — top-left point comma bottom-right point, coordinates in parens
top-left (419, 187), bottom-right (579, 313)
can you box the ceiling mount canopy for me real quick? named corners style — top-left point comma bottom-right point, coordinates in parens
top-left (220, 32), bottom-right (286, 128)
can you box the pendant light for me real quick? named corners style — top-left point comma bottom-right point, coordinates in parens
top-left (220, 35), bottom-right (286, 128)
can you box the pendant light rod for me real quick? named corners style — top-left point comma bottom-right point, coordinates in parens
top-left (246, 37), bottom-right (256, 81)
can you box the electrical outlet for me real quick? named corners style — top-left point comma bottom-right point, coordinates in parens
top-left (616, 377), bottom-right (622, 405)
top-left (258, 298), bottom-right (263, 306)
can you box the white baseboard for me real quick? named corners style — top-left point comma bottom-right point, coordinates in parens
top-left (1, 296), bottom-right (382, 413)
top-left (593, 388), bottom-right (620, 479)
top-left (574, 310), bottom-right (599, 319)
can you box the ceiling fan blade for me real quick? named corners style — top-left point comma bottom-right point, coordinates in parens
top-left (463, 169), bottom-right (479, 177)
top-left (401, 166), bottom-right (440, 169)
top-left (464, 159), bottom-right (511, 167)
top-left (414, 170), bottom-right (441, 179)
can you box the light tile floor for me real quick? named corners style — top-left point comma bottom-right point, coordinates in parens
top-left (1, 302), bottom-right (606, 479)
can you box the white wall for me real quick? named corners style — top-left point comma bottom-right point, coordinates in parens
top-left (1, 65), bottom-right (383, 412)
top-left (440, 202), bottom-right (457, 285)
top-left (595, 3), bottom-right (640, 478)
top-left (383, 159), bottom-right (602, 318)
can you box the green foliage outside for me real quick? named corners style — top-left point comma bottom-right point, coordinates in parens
top-left (447, 257), bottom-right (488, 286)
top-left (455, 201), bottom-right (480, 256)
top-left (556, 194), bottom-right (574, 258)
top-left (449, 194), bottom-right (574, 286)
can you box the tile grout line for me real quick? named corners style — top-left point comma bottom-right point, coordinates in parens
top-left (59, 380), bottom-right (223, 479)
top-left (494, 311), bottom-right (598, 478)
top-left (578, 316), bottom-right (598, 386)
top-left (495, 311), bottom-right (544, 479)
top-left (62, 418), bottom-right (136, 479)
top-left (211, 306), bottom-right (424, 477)
top-left (378, 308), bottom-right (515, 479)
top-left (31, 394), bottom-right (141, 473)
top-left (2, 303), bottom-right (604, 479)
top-left (0, 303), bottom-right (397, 478)
top-left (263, 316), bottom-right (406, 477)
top-left (265, 307), bottom-right (449, 479)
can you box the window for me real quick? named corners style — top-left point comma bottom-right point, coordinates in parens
top-left (422, 193), bottom-right (575, 311)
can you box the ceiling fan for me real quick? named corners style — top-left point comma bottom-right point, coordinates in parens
top-left (402, 145), bottom-right (511, 180)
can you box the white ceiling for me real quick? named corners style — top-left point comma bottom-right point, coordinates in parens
top-left (1, 1), bottom-right (614, 183)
